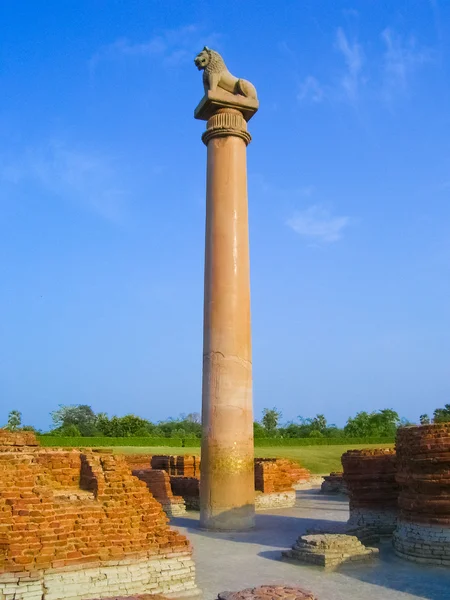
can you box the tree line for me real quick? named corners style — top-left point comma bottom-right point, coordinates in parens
top-left (3, 403), bottom-right (450, 439)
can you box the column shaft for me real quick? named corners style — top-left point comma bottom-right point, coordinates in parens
top-left (200, 120), bottom-right (255, 530)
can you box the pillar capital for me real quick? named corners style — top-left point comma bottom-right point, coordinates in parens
top-left (202, 108), bottom-right (251, 146)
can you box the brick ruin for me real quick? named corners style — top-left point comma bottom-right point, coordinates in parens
top-left (254, 459), bottom-right (298, 509)
top-left (132, 469), bottom-right (186, 517)
top-left (320, 473), bottom-right (347, 495)
top-left (393, 424), bottom-right (450, 565)
top-left (283, 533), bottom-right (378, 568)
top-left (0, 431), bottom-right (199, 600)
top-left (131, 455), bottom-right (310, 512)
top-left (217, 585), bottom-right (318, 600)
top-left (151, 456), bottom-right (201, 479)
top-left (170, 478), bottom-right (200, 511)
top-left (341, 448), bottom-right (398, 536)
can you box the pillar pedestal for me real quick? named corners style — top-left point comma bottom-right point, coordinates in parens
top-left (196, 95), bottom-right (257, 531)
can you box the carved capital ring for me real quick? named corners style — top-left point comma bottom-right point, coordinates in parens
top-left (202, 109), bottom-right (252, 146)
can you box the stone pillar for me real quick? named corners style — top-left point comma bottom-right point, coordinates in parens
top-left (193, 49), bottom-right (259, 531)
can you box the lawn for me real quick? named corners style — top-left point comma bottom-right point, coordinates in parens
top-left (112, 443), bottom-right (394, 474)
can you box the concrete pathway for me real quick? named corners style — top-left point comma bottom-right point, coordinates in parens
top-left (171, 489), bottom-right (450, 600)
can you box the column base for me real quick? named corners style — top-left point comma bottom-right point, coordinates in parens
top-left (199, 504), bottom-right (255, 531)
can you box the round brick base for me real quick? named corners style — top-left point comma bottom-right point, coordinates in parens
top-left (348, 507), bottom-right (397, 535)
top-left (218, 585), bottom-right (318, 600)
top-left (393, 520), bottom-right (450, 565)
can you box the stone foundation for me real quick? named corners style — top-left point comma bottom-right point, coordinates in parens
top-left (255, 490), bottom-right (296, 510)
top-left (283, 534), bottom-right (379, 569)
top-left (393, 521), bottom-right (450, 565)
top-left (347, 507), bottom-right (398, 537)
top-left (0, 554), bottom-right (198, 600)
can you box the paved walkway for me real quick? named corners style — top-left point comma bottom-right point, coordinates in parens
top-left (171, 489), bottom-right (450, 600)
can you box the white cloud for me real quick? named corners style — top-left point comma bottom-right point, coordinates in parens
top-left (335, 27), bottom-right (364, 102)
top-left (287, 205), bottom-right (351, 244)
top-left (381, 28), bottom-right (431, 99)
top-left (0, 142), bottom-right (129, 223)
top-left (90, 25), bottom-right (221, 71)
top-left (298, 76), bottom-right (324, 103)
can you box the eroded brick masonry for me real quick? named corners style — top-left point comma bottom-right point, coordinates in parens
top-left (0, 431), bottom-right (199, 600)
top-left (393, 423), bottom-right (450, 565)
top-left (342, 448), bottom-right (398, 535)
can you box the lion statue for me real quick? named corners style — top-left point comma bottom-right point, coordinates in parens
top-left (194, 47), bottom-right (257, 100)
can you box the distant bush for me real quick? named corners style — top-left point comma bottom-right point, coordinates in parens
top-left (253, 437), bottom-right (394, 447)
top-left (38, 436), bottom-right (183, 448)
top-left (37, 436), bottom-right (395, 449)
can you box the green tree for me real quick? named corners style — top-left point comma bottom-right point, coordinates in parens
top-left (420, 414), bottom-right (430, 425)
top-left (253, 421), bottom-right (267, 438)
top-left (56, 424), bottom-right (81, 437)
top-left (262, 408), bottom-right (282, 436)
top-left (433, 404), bottom-right (450, 423)
top-left (50, 404), bottom-right (98, 436)
top-left (344, 409), bottom-right (400, 437)
top-left (6, 410), bottom-right (22, 431)
top-left (310, 414), bottom-right (327, 432)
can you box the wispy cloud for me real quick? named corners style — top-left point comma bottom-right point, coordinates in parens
top-left (381, 28), bottom-right (431, 100)
top-left (287, 205), bottom-right (351, 244)
top-left (296, 26), bottom-right (431, 108)
top-left (298, 76), bottom-right (324, 103)
top-left (90, 25), bottom-right (221, 72)
top-left (335, 27), bottom-right (364, 103)
top-left (0, 142), bottom-right (129, 223)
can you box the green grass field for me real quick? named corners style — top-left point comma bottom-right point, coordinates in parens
top-left (112, 443), bottom-right (394, 474)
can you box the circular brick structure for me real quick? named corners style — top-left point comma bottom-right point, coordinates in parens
top-left (218, 585), bottom-right (317, 600)
top-left (393, 424), bottom-right (450, 565)
top-left (341, 448), bottom-right (398, 535)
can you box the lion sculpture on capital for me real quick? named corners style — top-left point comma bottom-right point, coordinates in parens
top-left (194, 47), bottom-right (258, 100)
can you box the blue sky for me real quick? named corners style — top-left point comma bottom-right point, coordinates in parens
top-left (1, 0), bottom-right (449, 431)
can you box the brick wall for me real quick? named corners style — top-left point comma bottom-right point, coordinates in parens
top-left (254, 459), bottom-right (298, 493)
top-left (0, 450), bottom-right (194, 573)
top-left (151, 455), bottom-right (200, 478)
top-left (393, 424), bottom-right (450, 564)
top-left (132, 469), bottom-right (186, 517)
top-left (124, 454), bottom-right (153, 470)
top-left (342, 448), bottom-right (398, 534)
top-left (170, 477), bottom-right (200, 510)
top-left (0, 430), bottom-right (39, 449)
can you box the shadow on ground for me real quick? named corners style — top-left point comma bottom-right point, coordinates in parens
top-left (171, 490), bottom-right (348, 548)
top-left (258, 539), bottom-right (450, 600)
top-left (171, 490), bottom-right (450, 600)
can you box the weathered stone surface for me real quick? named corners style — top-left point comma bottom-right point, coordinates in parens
top-left (283, 533), bottom-right (379, 568)
top-left (217, 585), bottom-right (317, 600)
top-left (255, 490), bottom-right (296, 510)
top-left (342, 448), bottom-right (398, 534)
top-left (393, 423), bottom-right (450, 564)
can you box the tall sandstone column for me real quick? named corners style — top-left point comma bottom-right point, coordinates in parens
top-left (194, 47), bottom-right (259, 530)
